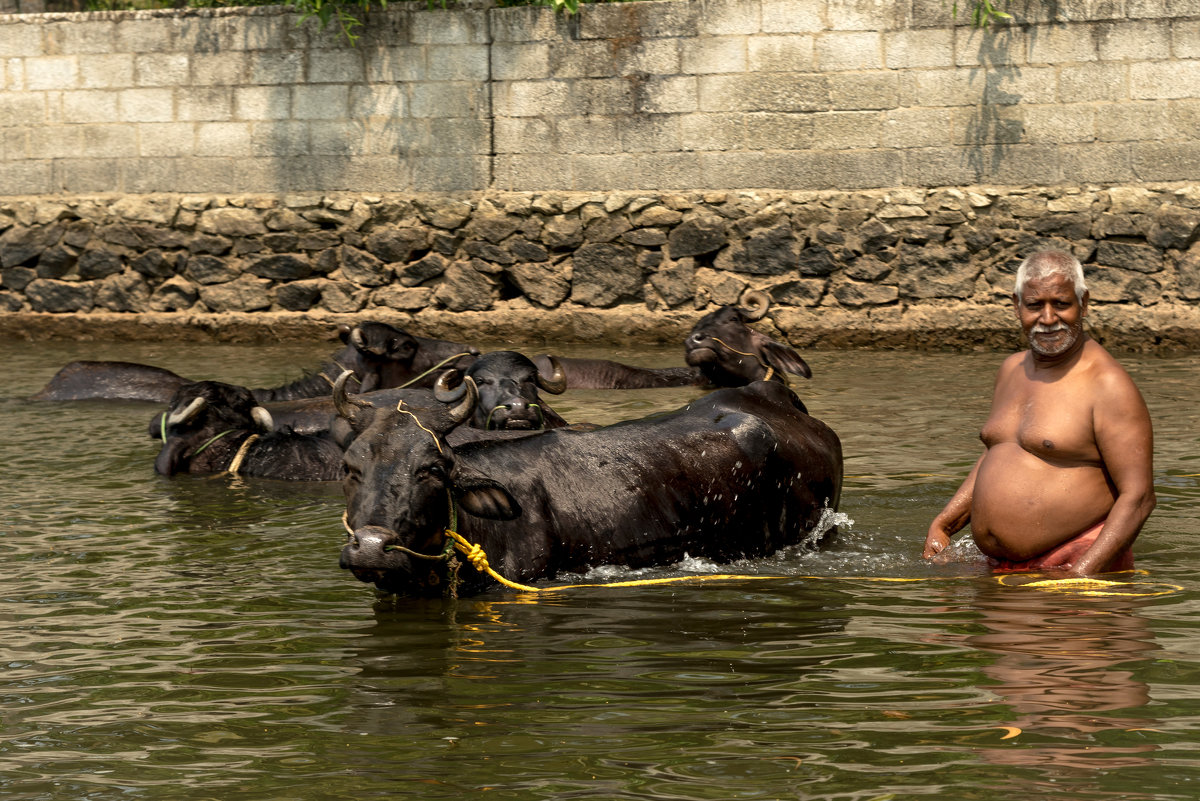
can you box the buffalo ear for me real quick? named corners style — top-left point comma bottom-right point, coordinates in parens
top-left (752, 332), bottom-right (812, 379)
top-left (454, 471), bottom-right (521, 521)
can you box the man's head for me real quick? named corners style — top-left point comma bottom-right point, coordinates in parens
top-left (1012, 250), bottom-right (1090, 359)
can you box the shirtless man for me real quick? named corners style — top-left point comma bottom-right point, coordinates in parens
top-left (923, 249), bottom-right (1155, 575)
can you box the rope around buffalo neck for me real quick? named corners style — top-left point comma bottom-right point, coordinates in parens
top-left (709, 337), bottom-right (775, 383)
top-left (398, 352), bottom-right (475, 389)
top-left (160, 415), bottom-right (241, 463)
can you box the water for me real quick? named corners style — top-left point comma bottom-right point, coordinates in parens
top-left (2, 338), bottom-right (1199, 800)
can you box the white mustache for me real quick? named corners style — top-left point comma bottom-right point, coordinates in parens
top-left (1031, 322), bottom-right (1069, 334)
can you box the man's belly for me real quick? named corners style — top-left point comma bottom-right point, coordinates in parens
top-left (971, 443), bottom-right (1116, 560)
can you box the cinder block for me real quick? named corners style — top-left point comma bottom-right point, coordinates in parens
top-left (810, 110), bottom-right (881, 148)
top-left (1059, 142), bottom-right (1134, 182)
top-left (1096, 20), bottom-right (1171, 61)
top-left (25, 56), bottom-right (78, 92)
top-left (685, 111), bottom-right (750, 149)
top-left (570, 77), bottom-right (635, 116)
top-left (631, 151), bottom-right (704, 190)
top-left (902, 68), bottom-right (984, 107)
top-left (909, 0), bottom-right (955, 28)
top-left (748, 34), bottom-right (815, 72)
top-left (552, 40), bottom-right (621, 80)
top-left (80, 124), bottom-right (138, 158)
top-left (176, 158), bottom-right (239, 193)
top-left (118, 88), bottom-right (173, 123)
top-left (427, 44), bottom-right (490, 82)
top-left (681, 35), bottom-right (749, 74)
top-left (250, 52), bottom-right (304, 86)
top-left (1022, 104), bottom-right (1096, 143)
top-left (409, 82), bottom-right (486, 118)
top-left (700, 0), bottom-right (761, 36)
top-left (309, 48), bottom-right (365, 84)
top-left (706, 150), bottom-right (826, 189)
top-left (177, 86), bottom-right (233, 122)
top-left (425, 117), bottom-right (489, 155)
top-left (491, 42), bottom-right (550, 81)
top-left (28, 124), bottom-right (80, 159)
top-left (828, 72), bottom-right (898, 110)
top-left (638, 75), bottom-right (698, 114)
top-left (138, 122), bottom-right (196, 157)
top-left (955, 26), bottom-right (1025, 68)
top-left (816, 31), bottom-right (883, 71)
top-left (235, 86), bottom-right (291, 121)
top-left (292, 84), bottom-right (349, 120)
top-left (1131, 60), bottom-right (1200, 100)
top-left (493, 116), bottom-right (551, 153)
top-left (191, 52), bottom-right (248, 87)
top-left (743, 111), bottom-right (808, 148)
top-left (557, 116), bottom-right (621, 154)
top-left (1, 92), bottom-right (47, 125)
top-left (493, 79), bottom-right (570, 117)
top-left (985, 143), bottom-right (1063, 184)
top-left (579, 2), bottom-right (700, 41)
top-left (363, 117), bottom-right (424, 156)
top-left (491, 6), bottom-right (562, 44)
top-left (761, 0), bottom-right (824, 34)
top-left (699, 73), bottom-right (829, 112)
top-left (1168, 99), bottom-right (1200, 139)
top-left (572, 152), bottom-right (639, 190)
top-left (114, 18), bottom-right (174, 54)
top-left (1095, 101), bottom-right (1167, 141)
top-left (493, 154), bottom-right (574, 191)
top-left (0, 22), bottom-right (44, 58)
top-left (3, 58), bottom-right (24, 92)
top-left (983, 65), bottom-right (1057, 105)
top-left (194, 121), bottom-right (253, 157)
top-left (61, 89), bottom-right (118, 123)
top-left (1172, 20), bottom-right (1200, 59)
top-left (902, 147), bottom-right (984, 187)
top-left (341, 156), bottom-right (416, 193)
top-left (250, 119), bottom-right (309, 157)
top-left (79, 54), bottom-right (133, 89)
top-left (884, 27), bottom-right (953, 69)
top-left (614, 38), bottom-right (682, 76)
top-left (1059, 62), bottom-right (1128, 102)
top-left (364, 47), bottom-right (426, 84)
top-left (0, 160), bottom-right (52, 194)
top-left (1027, 22), bottom-right (1097, 64)
top-left (45, 20), bottom-right (116, 56)
top-left (883, 107), bottom-right (954, 148)
top-left (952, 104), bottom-right (1024, 145)
top-left (122, 157), bottom-right (177, 193)
top-left (52, 157), bottom-right (119, 193)
top-left (350, 84), bottom-right (404, 120)
top-left (411, 154), bottom-right (490, 191)
top-left (1132, 141), bottom-right (1200, 181)
top-left (827, 0), bottom-right (905, 31)
top-left (411, 8), bottom-right (489, 45)
top-left (621, 113), bottom-right (682, 153)
top-left (309, 120), bottom-right (364, 156)
top-left (1131, 0), bottom-right (1200, 17)
top-left (136, 53), bottom-right (190, 88)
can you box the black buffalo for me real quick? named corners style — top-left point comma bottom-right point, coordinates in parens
top-left (436, 351), bottom-right (569, 431)
top-left (684, 289), bottom-right (812, 387)
top-left (336, 376), bottom-right (842, 597)
top-left (33, 321), bottom-right (479, 404)
top-left (154, 380), bottom-right (345, 480)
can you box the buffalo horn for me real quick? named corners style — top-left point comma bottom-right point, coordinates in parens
top-left (333, 369), bottom-right (372, 420)
top-left (349, 326), bottom-right (366, 352)
top-left (445, 376), bottom-right (478, 425)
top-left (166, 396), bottom-right (206, 427)
top-left (433, 369), bottom-right (467, 403)
top-left (535, 356), bottom-right (568, 395)
top-left (739, 288), bottom-right (771, 321)
top-left (250, 406), bottom-right (274, 432)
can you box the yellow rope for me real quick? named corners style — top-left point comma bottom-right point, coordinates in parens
top-left (395, 400), bottom-right (444, 454)
top-left (994, 573), bottom-right (1184, 597)
top-left (710, 336), bottom-right (776, 383)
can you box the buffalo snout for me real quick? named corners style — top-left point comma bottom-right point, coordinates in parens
top-left (340, 525), bottom-right (404, 571)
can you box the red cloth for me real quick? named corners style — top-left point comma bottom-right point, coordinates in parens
top-left (988, 520), bottom-right (1134, 574)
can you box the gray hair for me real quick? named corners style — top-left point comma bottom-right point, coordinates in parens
top-left (1013, 249), bottom-right (1087, 302)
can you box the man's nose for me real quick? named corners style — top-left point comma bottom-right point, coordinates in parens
top-left (1038, 304), bottom-right (1057, 323)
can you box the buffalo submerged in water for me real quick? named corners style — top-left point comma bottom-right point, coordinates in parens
top-left (334, 372), bottom-right (843, 597)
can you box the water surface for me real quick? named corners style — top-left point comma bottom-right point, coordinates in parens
top-left (1, 338), bottom-right (1198, 800)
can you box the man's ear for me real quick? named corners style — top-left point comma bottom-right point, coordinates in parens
top-left (1080, 289), bottom-right (1090, 317)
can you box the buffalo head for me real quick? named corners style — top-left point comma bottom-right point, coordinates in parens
top-left (434, 351), bottom-right (567, 431)
top-left (684, 289), bottom-right (812, 386)
top-left (335, 321), bottom-right (479, 392)
top-left (155, 381), bottom-right (273, 475)
top-left (333, 372), bottom-right (521, 595)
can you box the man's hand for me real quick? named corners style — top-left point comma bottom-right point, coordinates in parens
top-left (923, 525), bottom-right (951, 559)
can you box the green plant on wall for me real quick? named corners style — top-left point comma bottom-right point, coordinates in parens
top-left (952, 0), bottom-right (1012, 27)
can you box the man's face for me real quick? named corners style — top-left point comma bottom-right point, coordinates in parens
top-left (1014, 273), bottom-right (1088, 358)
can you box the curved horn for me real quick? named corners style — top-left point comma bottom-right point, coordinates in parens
top-left (166, 396), bottom-right (206, 427)
top-left (333, 369), bottom-right (372, 420)
top-left (445, 376), bottom-right (478, 426)
top-left (349, 326), bottom-right (366, 352)
top-left (535, 356), bottom-right (568, 395)
top-left (739, 289), bottom-right (771, 321)
top-left (250, 406), bottom-right (274, 432)
top-left (433, 369), bottom-right (467, 403)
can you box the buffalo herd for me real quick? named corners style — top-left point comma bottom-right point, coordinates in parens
top-left (34, 290), bottom-right (843, 597)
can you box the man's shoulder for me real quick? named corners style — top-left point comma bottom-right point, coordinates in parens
top-left (1079, 339), bottom-right (1142, 393)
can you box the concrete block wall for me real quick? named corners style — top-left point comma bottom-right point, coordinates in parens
top-left (3, 0), bottom-right (1200, 193)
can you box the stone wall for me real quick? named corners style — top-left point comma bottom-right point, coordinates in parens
top-left (4, 184), bottom-right (1200, 351)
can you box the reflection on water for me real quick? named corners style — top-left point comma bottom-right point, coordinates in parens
top-left (1, 339), bottom-right (1199, 799)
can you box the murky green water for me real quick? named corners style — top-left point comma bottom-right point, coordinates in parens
top-left (2, 337), bottom-right (1198, 800)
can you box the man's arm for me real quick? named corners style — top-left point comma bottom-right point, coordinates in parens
top-left (923, 454), bottom-right (984, 559)
top-left (1069, 370), bottom-right (1156, 576)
